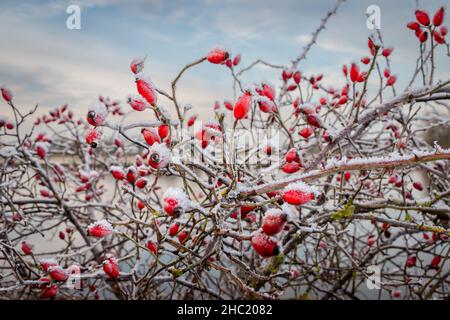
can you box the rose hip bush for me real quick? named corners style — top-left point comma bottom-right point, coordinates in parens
top-left (1, 4), bottom-right (450, 300)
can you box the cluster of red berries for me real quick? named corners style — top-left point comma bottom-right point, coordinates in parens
top-left (407, 7), bottom-right (447, 44)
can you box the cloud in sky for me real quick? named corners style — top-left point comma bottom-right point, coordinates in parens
top-left (0, 0), bottom-right (448, 123)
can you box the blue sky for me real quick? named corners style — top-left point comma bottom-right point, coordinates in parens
top-left (0, 0), bottom-right (448, 122)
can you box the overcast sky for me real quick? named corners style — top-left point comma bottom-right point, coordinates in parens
top-left (0, 0), bottom-right (448, 122)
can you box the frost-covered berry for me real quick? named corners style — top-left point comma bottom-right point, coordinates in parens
top-left (87, 220), bottom-right (114, 238)
top-left (141, 128), bottom-right (161, 146)
top-left (256, 96), bottom-right (276, 113)
top-left (162, 187), bottom-right (190, 216)
top-left (40, 259), bottom-right (58, 272)
top-left (21, 241), bottom-right (33, 255)
top-left (430, 255), bottom-right (442, 269)
top-left (130, 56), bottom-right (146, 74)
top-left (48, 266), bottom-right (69, 282)
top-left (110, 166), bottom-right (125, 180)
top-left (147, 143), bottom-right (170, 169)
top-left (262, 209), bottom-right (287, 235)
top-left (103, 256), bottom-right (119, 279)
top-left (135, 177), bottom-right (147, 189)
top-left (1, 86), bottom-right (13, 102)
top-left (233, 92), bottom-right (252, 120)
top-left (187, 115), bottom-right (197, 127)
top-left (168, 222), bottom-right (179, 237)
top-left (87, 101), bottom-right (107, 126)
top-left (207, 46), bottom-right (229, 64)
top-left (146, 240), bottom-right (159, 254)
top-left (285, 148), bottom-right (301, 163)
top-left (281, 162), bottom-right (301, 174)
top-left (126, 166), bottom-right (137, 184)
top-left (85, 129), bottom-right (102, 148)
top-left (40, 284), bottom-right (58, 299)
top-left (282, 182), bottom-right (319, 205)
top-left (127, 95), bottom-right (150, 111)
top-left (261, 82), bottom-right (276, 101)
top-left (251, 232), bottom-right (280, 258)
top-left (35, 142), bottom-right (49, 159)
top-left (136, 73), bottom-right (157, 107)
top-left (413, 181), bottom-right (423, 191)
top-left (299, 127), bottom-right (313, 139)
top-left (158, 124), bottom-right (169, 139)
top-left (178, 230), bottom-right (189, 243)
top-left (406, 255), bottom-right (417, 268)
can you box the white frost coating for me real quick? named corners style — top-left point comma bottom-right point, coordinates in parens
top-left (281, 203), bottom-right (297, 222)
top-left (163, 187), bottom-right (191, 210)
top-left (324, 148), bottom-right (450, 170)
top-left (135, 72), bottom-right (154, 85)
top-left (87, 219), bottom-right (114, 232)
top-left (149, 143), bottom-right (171, 167)
top-left (0, 146), bottom-right (18, 157)
top-left (35, 141), bottom-right (49, 152)
top-left (283, 181), bottom-right (320, 196)
top-left (110, 165), bottom-right (125, 175)
top-left (264, 208), bottom-right (284, 219)
top-left (88, 100), bottom-right (107, 119)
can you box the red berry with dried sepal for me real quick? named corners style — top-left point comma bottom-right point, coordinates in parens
top-left (35, 142), bottom-right (49, 159)
top-left (163, 187), bottom-right (190, 216)
top-left (169, 222), bottom-right (180, 237)
top-left (110, 166), bottom-right (125, 180)
top-left (406, 255), bottom-right (417, 268)
top-left (40, 284), bottom-right (59, 299)
top-left (130, 56), bottom-right (146, 74)
top-left (126, 166), bottom-right (137, 184)
top-left (135, 178), bottom-right (147, 189)
top-left (350, 63), bottom-right (359, 82)
top-left (307, 114), bottom-right (322, 128)
top-left (48, 266), bottom-right (69, 282)
top-left (382, 47), bottom-right (393, 57)
top-left (187, 115), bottom-right (197, 127)
top-left (103, 256), bottom-right (120, 279)
top-left (413, 181), bottom-right (423, 191)
top-left (158, 124), bottom-right (169, 139)
top-left (233, 92), bottom-right (252, 120)
top-left (85, 129), bottom-right (101, 148)
top-left (415, 9), bottom-right (430, 26)
top-left (262, 209), bottom-right (288, 235)
top-left (299, 127), bottom-right (313, 139)
top-left (87, 220), bottom-right (114, 238)
top-left (141, 128), bottom-right (161, 146)
top-left (207, 46), bottom-right (229, 64)
top-left (386, 75), bottom-right (397, 86)
top-left (281, 162), bottom-right (301, 174)
top-left (407, 21), bottom-right (420, 30)
top-left (146, 240), bottom-right (159, 254)
top-left (21, 241), bottom-right (33, 255)
top-left (233, 54), bottom-right (241, 66)
top-left (282, 182), bottom-right (318, 205)
top-left (127, 95), bottom-right (150, 111)
top-left (251, 232), bottom-right (280, 258)
top-left (433, 7), bottom-right (445, 26)
top-left (418, 30), bottom-right (428, 42)
top-left (178, 230), bottom-right (189, 243)
top-left (136, 73), bottom-right (158, 106)
top-left (87, 101), bottom-right (107, 127)
top-left (293, 71), bottom-right (302, 84)
top-left (430, 255), bottom-right (442, 269)
top-left (285, 148), bottom-right (300, 163)
top-left (147, 143), bottom-right (171, 169)
top-left (1, 87), bottom-right (13, 102)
